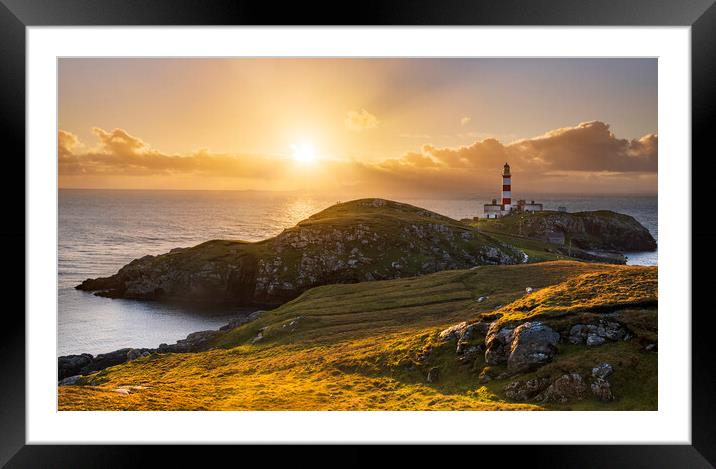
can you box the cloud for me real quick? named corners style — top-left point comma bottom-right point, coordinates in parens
top-left (507, 121), bottom-right (657, 172)
top-left (345, 109), bottom-right (379, 132)
top-left (460, 116), bottom-right (471, 126)
top-left (58, 128), bottom-right (282, 179)
top-left (346, 121), bottom-right (657, 195)
top-left (393, 121), bottom-right (657, 174)
top-left (59, 121), bottom-right (657, 195)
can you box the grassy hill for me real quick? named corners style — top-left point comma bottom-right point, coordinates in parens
top-left (77, 199), bottom-right (528, 305)
top-left (59, 261), bottom-right (657, 411)
top-left (476, 209), bottom-right (657, 252)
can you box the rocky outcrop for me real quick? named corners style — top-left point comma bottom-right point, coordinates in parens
top-left (503, 362), bottom-right (617, 404)
top-left (77, 199), bottom-right (523, 305)
top-left (433, 265), bottom-right (656, 405)
top-left (484, 321), bottom-right (560, 372)
top-left (58, 348), bottom-right (152, 381)
top-left (58, 311), bottom-right (265, 381)
top-left (537, 373), bottom-right (589, 403)
top-left (568, 320), bottom-right (627, 346)
top-left (486, 210), bottom-right (657, 252)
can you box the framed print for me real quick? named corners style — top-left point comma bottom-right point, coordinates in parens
top-left (2, 0), bottom-right (714, 465)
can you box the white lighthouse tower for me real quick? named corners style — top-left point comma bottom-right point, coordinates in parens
top-left (501, 162), bottom-right (512, 210)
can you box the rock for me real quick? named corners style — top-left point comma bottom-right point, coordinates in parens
top-left (506, 322), bottom-right (560, 372)
top-left (525, 287), bottom-right (533, 294)
top-left (476, 296), bottom-right (487, 303)
top-left (457, 343), bottom-right (483, 364)
top-left (58, 353), bottom-right (93, 380)
top-left (485, 321), bottom-right (559, 372)
top-left (76, 199), bottom-right (522, 305)
top-left (591, 378), bottom-right (614, 401)
top-left (486, 210), bottom-right (657, 252)
top-left (592, 363), bottom-right (614, 379)
top-left (504, 377), bottom-right (551, 401)
top-left (645, 343), bottom-right (657, 352)
top-left (439, 322), bottom-right (467, 342)
top-left (126, 349), bottom-right (142, 361)
top-left (568, 324), bottom-right (587, 344)
top-left (537, 373), bottom-right (588, 403)
top-left (484, 326), bottom-right (515, 365)
top-left (569, 320), bottom-right (626, 346)
top-left (427, 367), bottom-right (440, 383)
top-left (586, 334), bottom-right (606, 347)
top-left (59, 375), bottom-right (83, 386)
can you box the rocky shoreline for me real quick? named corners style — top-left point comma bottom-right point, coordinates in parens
top-left (73, 199), bottom-right (529, 304)
top-left (74, 199), bottom-right (656, 307)
top-left (58, 310), bottom-right (265, 383)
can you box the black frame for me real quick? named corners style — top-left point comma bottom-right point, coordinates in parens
top-left (1, 0), bottom-right (713, 466)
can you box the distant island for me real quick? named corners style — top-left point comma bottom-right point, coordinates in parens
top-left (60, 199), bottom-right (657, 411)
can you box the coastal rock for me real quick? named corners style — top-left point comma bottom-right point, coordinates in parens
top-left (57, 311), bottom-right (268, 381)
top-left (76, 199), bottom-right (522, 305)
top-left (59, 375), bottom-right (83, 386)
top-left (485, 210), bottom-right (657, 252)
top-left (58, 354), bottom-right (93, 380)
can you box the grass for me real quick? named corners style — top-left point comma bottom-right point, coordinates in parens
top-left (59, 261), bottom-right (657, 411)
top-left (491, 266), bottom-right (657, 329)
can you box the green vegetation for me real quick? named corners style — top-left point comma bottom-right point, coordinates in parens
top-left (491, 266), bottom-right (657, 328)
top-left (77, 198), bottom-right (524, 304)
top-left (474, 209), bottom-right (657, 253)
top-left (59, 261), bottom-right (657, 411)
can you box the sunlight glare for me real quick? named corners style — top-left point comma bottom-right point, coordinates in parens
top-left (291, 142), bottom-right (318, 164)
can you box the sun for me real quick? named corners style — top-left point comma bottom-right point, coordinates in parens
top-left (291, 142), bottom-right (318, 164)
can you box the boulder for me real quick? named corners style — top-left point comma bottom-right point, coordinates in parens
top-left (506, 322), bottom-right (560, 372)
top-left (484, 326), bottom-right (515, 365)
top-left (485, 321), bottom-right (559, 372)
top-left (58, 353), bottom-right (93, 380)
top-left (592, 363), bottom-right (614, 379)
top-left (504, 377), bottom-right (551, 401)
top-left (586, 334), bottom-right (606, 347)
top-left (591, 378), bottom-right (614, 401)
top-left (126, 349), bottom-right (142, 361)
top-left (58, 375), bottom-right (83, 386)
top-left (569, 320), bottom-right (626, 346)
top-left (537, 373), bottom-right (588, 403)
top-left (439, 322), bottom-right (467, 342)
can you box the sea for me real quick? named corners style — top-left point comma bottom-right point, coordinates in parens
top-left (58, 190), bottom-right (657, 356)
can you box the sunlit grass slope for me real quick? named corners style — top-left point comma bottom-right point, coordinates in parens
top-left (58, 261), bottom-right (656, 411)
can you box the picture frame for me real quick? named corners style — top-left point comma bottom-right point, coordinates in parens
top-left (1, 0), bottom-right (712, 465)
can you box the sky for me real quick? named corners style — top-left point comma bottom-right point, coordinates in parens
top-left (58, 58), bottom-right (657, 196)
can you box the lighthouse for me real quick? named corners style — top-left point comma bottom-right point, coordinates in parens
top-left (501, 162), bottom-right (512, 209)
top-left (483, 162), bottom-right (543, 219)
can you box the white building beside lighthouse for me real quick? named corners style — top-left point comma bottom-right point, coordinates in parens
top-left (483, 162), bottom-right (543, 219)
